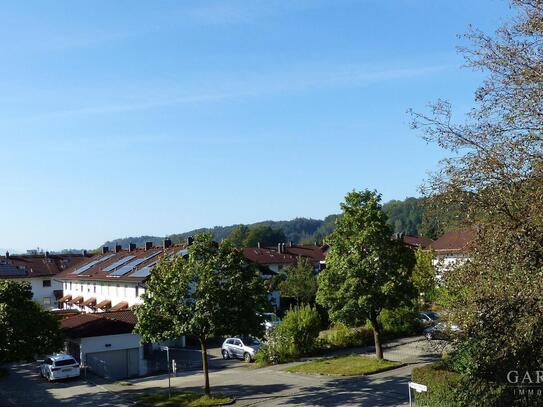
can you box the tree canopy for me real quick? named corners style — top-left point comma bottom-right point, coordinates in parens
top-left (0, 281), bottom-right (63, 363)
top-left (134, 233), bottom-right (269, 395)
top-left (316, 190), bottom-right (416, 359)
top-left (278, 257), bottom-right (318, 304)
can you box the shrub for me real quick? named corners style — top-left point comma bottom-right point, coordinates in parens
top-left (379, 306), bottom-right (421, 337)
top-left (256, 305), bottom-right (321, 364)
top-left (319, 323), bottom-right (373, 349)
top-left (411, 362), bottom-right (462, 407)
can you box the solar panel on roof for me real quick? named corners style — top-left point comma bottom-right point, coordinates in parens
top-left (0, 263), bottom-right (26, 277)
top-left (102, 255), bottom-right (136, 272)
top-left (71, 254), bottom-right (116, 275)
top-left (108, 251), bottom-right (161, 277)
top-left (129, 260), bottom-right (158, 278)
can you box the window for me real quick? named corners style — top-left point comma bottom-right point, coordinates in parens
top-left (69, 282), bottom-right (72, 290)
top-left (116, 284), bottom-right (120, 295)
top-left (80, 284), bottom-right (83, 292)
top-left (93, 284), bottom-right (96, 294)
top-left (64, 282), bottom-right (67, 289)
top-left (43, 280), bottom-right (51, 287)
top-left (43, 297), bottom-right (51, 305)
top-left (135, 286), bottom-right (139, 297)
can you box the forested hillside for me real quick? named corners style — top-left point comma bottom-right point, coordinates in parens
top-left (103, 196), bottom-right (457, 248)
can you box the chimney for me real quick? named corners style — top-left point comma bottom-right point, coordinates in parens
top-left (102, 246), bottom-right (109, 254)
top-left (187, 236), bottom-right (194, 246)
top-left (257, 242), bottom-right (261, 249)
top-left (128, 243), bottom-right (136, 252)
top-left (115, 245), bottom-right (122, 253)
top-left (82, 249), bottom-right (87, 257)
top-left (277, 243), bottom-right (281, 253)
top-left (282, 243), bottom-right (286, 253)
top-left (44, 251), bottom-right (49, 258)
top-left (5, 251), bottom-right (9, 259)
top-left (163, 239), bottom-right (172, 249)
top-left (145, 241), bottom-right (153, 251)
top-left (289, 241), bottom-right (293, 247)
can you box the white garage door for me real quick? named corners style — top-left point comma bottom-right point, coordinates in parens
top-left (86, 348), bottom-right (139, 380)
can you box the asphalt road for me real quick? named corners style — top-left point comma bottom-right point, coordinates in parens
top-left (0, 338), bottom-right (439, 406)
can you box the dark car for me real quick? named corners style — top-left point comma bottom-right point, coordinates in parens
top-left (424, 322), bottom-right (460, 340)
top-left (419, 311), bottom-right (440, 326)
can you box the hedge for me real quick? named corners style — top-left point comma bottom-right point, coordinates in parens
top-left (411, 362), bottom-right (462, 406)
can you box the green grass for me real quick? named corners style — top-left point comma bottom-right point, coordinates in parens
top-left (138, 391), bottom-right (233, 406)
top-left (284, 354), bottom-right (402, 376)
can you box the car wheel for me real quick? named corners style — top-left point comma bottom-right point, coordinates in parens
top-left (243, 353), bottom-right (252, 363)
top-left (222, 350), bottom-right (230, 360)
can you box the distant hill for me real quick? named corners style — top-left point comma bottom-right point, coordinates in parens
top-left (103, 196), bottom-right (438, 249)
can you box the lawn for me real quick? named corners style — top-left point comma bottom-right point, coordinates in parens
top-left (284, 354), bottom-right (402, 376)
top-left (138, 391), bottom-right (233, 407)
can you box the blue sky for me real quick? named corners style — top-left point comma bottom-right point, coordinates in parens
top-left (0, 0), bottom-right (512, 251)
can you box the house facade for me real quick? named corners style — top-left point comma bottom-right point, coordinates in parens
top-left (431, 228), bottom-right (475, 274)
top-left (56, 240), bottom-right (187, 312)
top-left (0, 252), bottom-right (88, 309)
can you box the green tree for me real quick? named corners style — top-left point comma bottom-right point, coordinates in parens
top-left (278, 257), bottom-right (317, 304)
top-left (134, 233), bottom-right (268, 395)
top-left (0, 281), bottom-right (63, 363)
top-left (411, 1), bottom-right (543, 402)
top-left (225, 224), bottom-right (250, 246)
top-left (412, 247), bottom-right (436, 304)
top-left (316, 190), bottom-right (416, 359)
top-left (243, 225), bottom-right (286, 247)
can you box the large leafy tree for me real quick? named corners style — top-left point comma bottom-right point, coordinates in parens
top-left (316, 190), bottom-right (416, 359)
top-left (278, 257), bottom-right (318, 304)
top-left (134, 233), bottom-right (268, 395)
top-left (411, 0), bottom-right (543, 401)
top-left (412, 247), bottom-right (436, 305)
top-left (0, 281), bottom-right (63, 363)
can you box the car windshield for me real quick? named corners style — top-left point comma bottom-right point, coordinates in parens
top-left (54, 358), bottom-right (77, 367)
top-left (426, 312), bottom-right (440, 320)
top-left (243, 337), bottom-right (260, 346)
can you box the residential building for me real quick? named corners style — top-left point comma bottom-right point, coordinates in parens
top-left (56, 240), bottom-right (187, 312)
top-left (0, 252), bottom-right (88, 309)
top-left (431, 228), bottom-right (475, 273)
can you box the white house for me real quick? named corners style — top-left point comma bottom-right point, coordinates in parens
top-left (56, 240), bottom-right (187, 312)
top-left (431, 228), bottom-right (475, 274)
top-left (0, 252), bottom-right (88, 309)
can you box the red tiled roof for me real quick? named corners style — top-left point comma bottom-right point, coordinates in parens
top-left (59, 310), bottom-right (137, 338)
top-left (56, 244), bottom-right (187, 283)
top-left (83, 297), bottom-right (96, 307)
top-left (0, 254), bottom-right (90, 279)
top-left (96, 299), bottom-right (112, 310)
top-left (243, 244), bottom-right (329, 266)
top-left (431, 228), bottom-right (475, 252)
top-left (111, 301), bottom-right (129, 311)
top-left (402, 235), bottom-right (434, 250)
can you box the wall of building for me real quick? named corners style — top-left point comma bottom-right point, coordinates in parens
top-left (58, 279), bottom-right (145, 310)
top-left (1, 277), bottom-right (61, 309)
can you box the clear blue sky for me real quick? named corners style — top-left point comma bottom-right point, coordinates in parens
top-left (0, 0), bottom-right (512, 251)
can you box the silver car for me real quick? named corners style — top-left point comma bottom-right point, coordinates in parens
top-left (221, 337), bottom-right (260, 362)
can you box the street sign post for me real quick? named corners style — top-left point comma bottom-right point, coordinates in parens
top-left (408, 381), bottom-right (428, 406)
top-left (161, 346), bottom-right (171, 399)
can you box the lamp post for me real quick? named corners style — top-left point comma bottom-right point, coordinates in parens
top-left (160, 346), bottom-right (171, 399)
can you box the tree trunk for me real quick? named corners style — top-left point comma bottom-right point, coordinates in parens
top-left (199, 336), bottom-right (210, 395)
top-left (370, 317), bottom-right (384, 360)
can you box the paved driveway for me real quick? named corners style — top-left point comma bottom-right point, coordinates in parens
top-left (0, 338), bottom-right (439, 406)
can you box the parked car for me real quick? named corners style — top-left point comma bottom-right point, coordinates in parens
top-left (221, 337), bottom-right (261, 362)
top-left (418, 311), bottom-right (440, 326)
top-left (39, 354), bottom-right (80, 381)
top-left (423, 322), bottom-right (460, 340)
top-left (262, 312), bottom-right (281, 331)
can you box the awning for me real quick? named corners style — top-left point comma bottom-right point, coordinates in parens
top-left (58, 294), bottom-right (72, 303)
top-left (110, 302), bottom-right (129, 312)
top-left (83, 297), bottom-right (96, 307)
top-left (69, 296), bottom-right (84, 305)
top-left (96, 299), bottom-right (111, 310)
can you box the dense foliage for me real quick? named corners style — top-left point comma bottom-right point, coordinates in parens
top-left (411, 1), bottom-right (543, 404)
top-left (278, 257), bottom-right (317, 304)
top-left (0, 281), bottom-right (63, 363)
top-left (316, 190), bottom-right (417, 359)
top-left (134, 233), bottom-right (268, 395)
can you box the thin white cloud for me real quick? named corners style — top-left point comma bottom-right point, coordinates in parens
top-left (6, 63), bottom-right (450, 121)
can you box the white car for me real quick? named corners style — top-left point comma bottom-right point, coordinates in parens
top-left (262, 312), bottom-right (281, 331)
top-left (40, 354), bottom-right (80, 381)
top-left (221, 337), bottom-right (261, 362)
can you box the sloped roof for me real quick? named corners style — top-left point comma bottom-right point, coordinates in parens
top-left (243, 244), bottom-right (329, 266)
top-left (402, 235), bottom-right (434, 250)
top-left (0, 254), bottom-right (89, 279)
top-left (60, 310), bottom-right (137, 338)
top-left (431, 228), bottom-right (475, 252)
